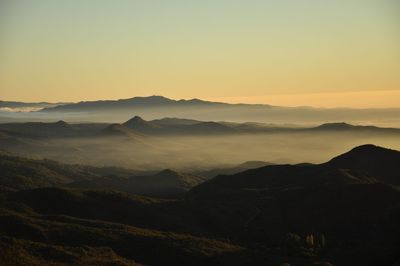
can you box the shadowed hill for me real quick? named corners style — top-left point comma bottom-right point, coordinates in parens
top-left (190, 144), bottom-right (400, 199)
top-left (0, 154), bottom-right (207, 197)
top-left (325, 144), bottom-right (400, 185)
top-left (312, 122), bottom-right (356, 130)
top-left (0, 205), bottom-right (242, 266)
top-left (123, 116), bottom-right (161, 133)
top-left (69, 169), bottom-right (206, 197)
top-left (100, 123), bottom-right (145, 140)
top-left (0, 154), bottom-right (98, 191)
top-left (0, 121), bottom-right (109, 139)
top-left (183, 145), bottom-right (400, 265)
top-left (1, 145), bottom-right (400, 265)
top-left (0, 154), bottom-right (154, 192)
top-left (0, 120), bottom-right (73, 138)
top-left (121, 115), bottom-right (236, 135)
top-left (311, 122), bottom-right (400, 133)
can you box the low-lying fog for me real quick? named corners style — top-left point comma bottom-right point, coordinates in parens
top-left (11, 132), bottom-right (400, 172)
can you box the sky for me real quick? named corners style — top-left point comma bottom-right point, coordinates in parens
top-left (0, 0), bottom-right (399, 107)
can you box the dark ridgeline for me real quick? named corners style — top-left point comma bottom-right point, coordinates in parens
top-left (28, 95), bottom-right (400, 124)
top-left (0, 144), bottom-right (400, 265)
top-left (39, 96), bottom-right (227, 112)
top-left (1, 117), bottom-right (400, 141)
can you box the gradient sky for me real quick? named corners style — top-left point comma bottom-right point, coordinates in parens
top-left (0, 0), bottom-right (399, 107)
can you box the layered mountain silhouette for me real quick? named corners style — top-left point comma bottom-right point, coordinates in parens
top-left (190, 144), bottom-right (400, 198)
top-left (124, 115), bottom-right (160, 132)
top-left (1, 117), bottom-right (399, 140)
top-left (1, 144), bottom-right (400, 265)
top-left (311, 122), bottom-right (400, 133)
top-left (122, 115), bottom-right (236, 135)
top-left (34, 95), bottom-right (400, 125)
top-left (0, 120), bottom-right (73, 138)
top-left (0, 100), bottom-right (65, 109)
top-left (40, 96), bottom-right (226, 112)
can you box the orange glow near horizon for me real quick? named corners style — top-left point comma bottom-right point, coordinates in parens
top-left (0, 1), bottom-right (399, 108)
top-left (206, 90), bottom-right (400, 109)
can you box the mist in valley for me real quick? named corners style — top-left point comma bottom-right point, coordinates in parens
top-left (6, 131), bottom-right (400, 173)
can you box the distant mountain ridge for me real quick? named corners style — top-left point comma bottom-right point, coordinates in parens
top-left (35, 95), bottom-right (400, 126)
top-left (0, 100), bottom-right (67, 109)
top-left (41, 96), bottom-right (230, 112)
top-left (1, 116), bottom-right (399, 140)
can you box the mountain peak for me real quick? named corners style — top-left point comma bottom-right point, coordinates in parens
top-left (336, 144), bottom-right (397, 157)
top-left (123, 95), bottom-right (174, 104)
top-left (52, 120), bottom-right (71, 128)
top-left (124, 115), bottom-right (146, 125)
top-left (130, 115), bottom-right (145, 122)
top-left (315, 122), bottom-right (353, 130)
top-left (123, 115), bottom-right (158, 130)
top-left (326, 145), bottom-right (400, 185)
top-left (156, 169), bottom-right (179, 177)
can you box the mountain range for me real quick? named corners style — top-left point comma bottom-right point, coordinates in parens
top-left (1, 116), bottom-right (399, 140)
top-left (2, 96), bottom-right (400, 125)
top-left (1, 144), bottom-right (400, 265)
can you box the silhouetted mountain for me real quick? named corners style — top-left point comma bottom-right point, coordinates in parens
top-left (35, 95), bottom-right (400, 126)
top-left (190, 144), bottom-right (400, 199)
top-left (1, 119), bottom-right (398, 143)
top-left (0, 100), bottom-right (66, 109)
top-left (0, 154), bottom-right (153, 192)
top-left (0, 120), bottom-right (73, 138)
top-left (311, 122), bottom-right (400, 133)
top-left (121, 116), bottom-right (236, 135)
top-left (123, 115), bottom-right (161, 133)
top-left (1, 145), bottom-right (400, 265)
top-left (184, 145), bottom-right (400, 265)
top-left (41, 96), bottom-right (224, 112)
top-left (100, 123), bottom-right (144, 140)
top-left (314, 122), bottom-right (355, 130)
top-left (325, 144), bottom-right (400, 185)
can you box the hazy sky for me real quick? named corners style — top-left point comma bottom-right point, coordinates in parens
top-left (1, 0), bottom-right (399, 107)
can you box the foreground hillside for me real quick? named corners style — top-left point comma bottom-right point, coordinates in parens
top-left (0, 144), bottom-right (400, 265)
top-left (0, 154), bottom-right (206, 197)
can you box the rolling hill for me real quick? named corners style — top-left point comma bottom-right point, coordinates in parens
top-left (1, 144), bottom-right (400, 265)
top-left (0, 154), bottom-right (207, 197)
top-left (69, 169), bottom-right (206, 197)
